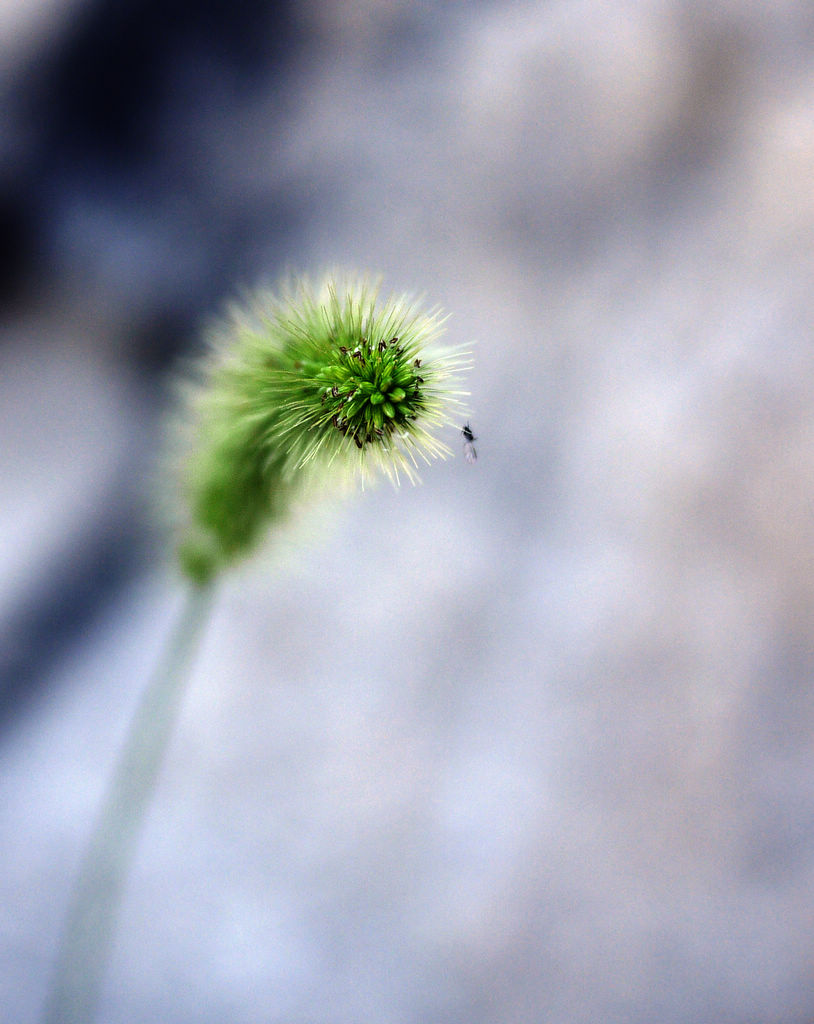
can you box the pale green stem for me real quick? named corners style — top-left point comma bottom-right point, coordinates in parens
top-left (42, 582), bottom-right (215, 1024)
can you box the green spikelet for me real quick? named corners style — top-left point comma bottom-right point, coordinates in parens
top-left (170, 273), bottom-right (469, 582)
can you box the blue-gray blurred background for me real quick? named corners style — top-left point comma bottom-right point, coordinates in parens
top-left (3, 1), bottom-right (814, 1021)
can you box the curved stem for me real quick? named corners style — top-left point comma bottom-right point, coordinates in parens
top-left (43, 582), bottom-right (215, 1024)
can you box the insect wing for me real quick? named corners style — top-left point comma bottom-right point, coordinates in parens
top-left (461, 422), bottom-right (477, 462)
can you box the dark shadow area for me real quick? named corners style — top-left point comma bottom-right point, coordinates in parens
top-left (0, 0), bottom-right (315, 723)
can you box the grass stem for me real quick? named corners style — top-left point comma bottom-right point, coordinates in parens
top-left (42, 582), bottom-right (214, 1024)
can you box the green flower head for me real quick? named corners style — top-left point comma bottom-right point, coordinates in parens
top-left (169, 272), bottom-right (470, 583)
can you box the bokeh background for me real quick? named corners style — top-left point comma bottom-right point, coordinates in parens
top-left (3, 1), bottom-right (814, 1021)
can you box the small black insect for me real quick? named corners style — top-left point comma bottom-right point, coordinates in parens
top-left (461, 422), bottom-right (477, 463)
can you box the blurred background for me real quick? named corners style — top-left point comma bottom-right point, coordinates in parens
top-left (3, 0), bottom-right (814, 1021)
